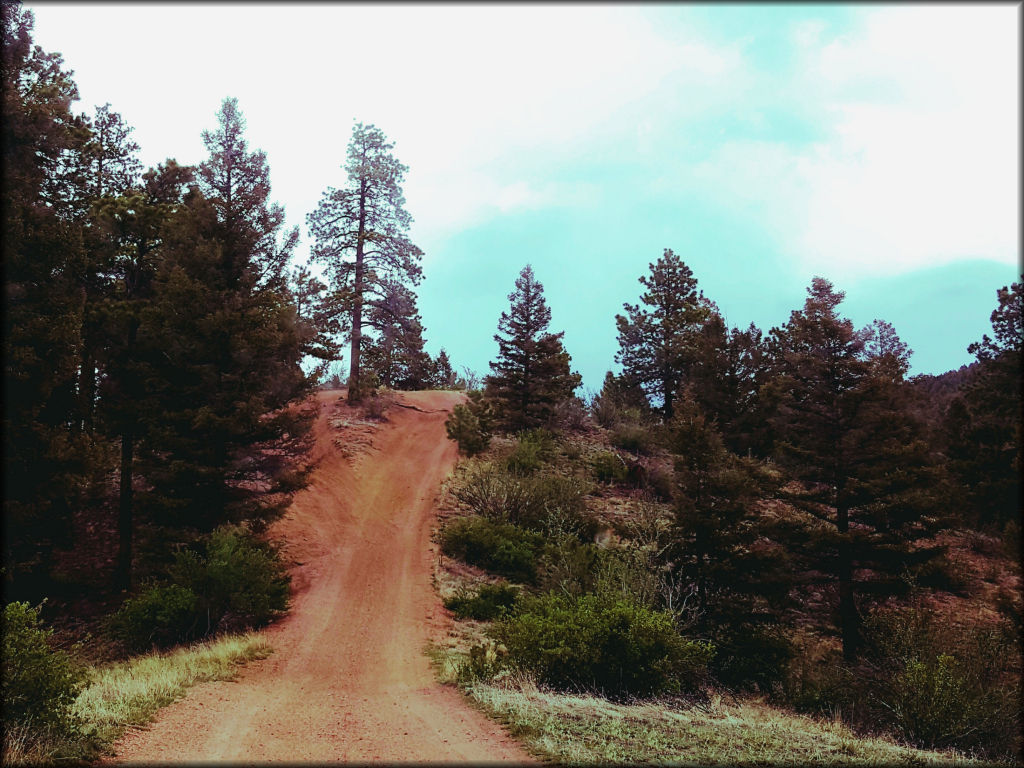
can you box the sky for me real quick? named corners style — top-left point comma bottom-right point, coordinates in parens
top-left (25, 2), bottom-right (1021, 393)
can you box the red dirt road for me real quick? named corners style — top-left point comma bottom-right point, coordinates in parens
top-left (111, 390), bottom-right (532, 763)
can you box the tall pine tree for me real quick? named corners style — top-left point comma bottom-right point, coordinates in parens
top-left (130, 100), bottom-right (315, 544)
top-left (2, 3), bottom-right (105, 595)
top-left (769, 278), bottom-right (941, 660)
top-left (307, 123), bottom-right (423, 402)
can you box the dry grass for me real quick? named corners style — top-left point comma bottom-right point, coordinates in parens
top-left (73, 630), bottom-right (272, 747)
top-left (456, 671), bottom-right (995, 766)
top-left (3, 631), bottom-right (272, 765)
top-left (428, 630), bottom-right (996, 767)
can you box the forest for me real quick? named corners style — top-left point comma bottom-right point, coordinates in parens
top-left (3, 3), bottom-right (1020, 765)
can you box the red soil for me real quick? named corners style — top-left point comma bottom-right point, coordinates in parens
top-left (109, 390), bottom-right (533, 763)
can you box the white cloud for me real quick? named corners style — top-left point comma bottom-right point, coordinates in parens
top-left (687, 5), bottom-right (1019, 280)
top-left (23, 3), bottom-right (1017, 284)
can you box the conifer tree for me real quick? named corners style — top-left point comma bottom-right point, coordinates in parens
top-left (76, 103), bottom-right (142, 433)
top-left (665, 389), bottom-right (792, 688)
top-left (289, 263), bottom-right (344, 364)
top-left (486, 265), bottom-right (581, 431)
top-left (615, 249), bottom-right (712, 420)
top-left (307, 123), bottom-right (423, 402)
top-left (2, 3), bottom-right (103, 594)
top-left (687, 316), bottom-right (770, 456)
top-left (198, 97), bottom-right (297, 292)
top-left (432, 348), bottom-right (456, 389)
top-left (945, 278), bottom-right (1022, 529)
top-left (94, 160), bottom-right (194, 589)
top-left (769, 278), bottom-right (942, 660)
top-left (360, 280), bottom-right (432, 390)
top-left (131, 101), bottom-right (315, 539)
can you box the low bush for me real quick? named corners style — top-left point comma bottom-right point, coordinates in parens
top-left (493, 592), bottom-right (714, 697)
top-left (445, 403), bottom-right (491, 456)
top-left (108, 583), bottom-right (202, 653)
top-left (906, 553), bottom-right (971, 595)
top-left (782, 607), bottom-right (1021, 760)
top-left (440, 516), bottom-right (545, 584)
top-left (610, 423), bottom-right (654, 455)
top-left (110, 525), bottom-right (289, 651)
top-left (551, 397), bottom-right (590, 432)
top-left (537, 536), bottom-right (603, 597)
top-left (444, 582), bottom-right (519, 620)
top-left (709, 624), bottom-right (794, 693)
top-left (175, 524), bottom-right (291, 632)
top-left (505, 430), bottom-right (555, 476)
top-left (455, 640), bottom-right (509, 686)
top-left (2, 602), bottom-right (86, 733)
top-left (862, 606), bottom-right (1020, 758)
top-left (591, 450), bottom-right (627, 484)
top-left (452, 465), bottom-right (591, 535)
top-left (642, 464), bottom-right (675, 501)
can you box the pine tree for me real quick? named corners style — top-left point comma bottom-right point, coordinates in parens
top-left (307, 123), bottom-right (423, 403)
top-left (769, 278), bottom-right (942, 660)
top-left (615, 249), bottom-right (712, 420)
top-left (485, 265), bottom-right (581, 431)
top-left (432, 348), bottom-right (456, 389)
top-left (289, 263), bottom-right (344, 364)
top-left (945, 278), bottom-right (1022, 529)
top-left (94, 160), bottom-right (194, 590)
top-left (590, 371), bottom-right (653, 428)
top-left (129, 102), bottom-right (315, 542)
top-left (198, 97), bottom-right (297, 292)
top-left (2, 3), bottom-right (105, 595)
top-left (665, 389), bottom-right (793, 688)
top-left (687, 316), bottom-right (770, 457)
top-left (360, 280), bottom-right (432, 390)
top-left (75, 103), bottom-right (142, 433)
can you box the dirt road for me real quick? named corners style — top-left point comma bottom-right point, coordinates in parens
top-left (111, 390), bottom-right (532, 763)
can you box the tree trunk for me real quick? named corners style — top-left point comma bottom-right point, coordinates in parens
top-left (114, 427), bottom-right (134, 592)
top-left (348, 183), bottom-right (367, 404)
top-left (836, 494), bottom-right (860, 660)
top-left (78, 336), bottom-right (95, 432)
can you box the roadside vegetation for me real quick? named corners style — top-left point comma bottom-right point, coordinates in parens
top-left (3, 600), bottom-right (270, 765)
top-left (435, 260), bottom-right (1021, 764)
top-left (3, 520), bottom-right (289, 763)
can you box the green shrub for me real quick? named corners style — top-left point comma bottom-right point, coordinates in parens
top-left (537, 536), bottom-right (603, 597)
top-left (2, 602), bottom-right (86, 731)
top-left (109, 583), bottom-right (202, 653)
top-left (552, 397), bottom-right (590, 431)
top-left (709, 624), bottom-right (794, 692)
top-left (643, 464), bottom-right (675, 501)
top-left (505, 429), bottom-right (554, 476)
top-left (493, 592), bottom-right (713, 697)
top-left (456, 640), bottom-right (509, 685)
top-left (610, 423), bottom-right (654, 455)
top-left (110, 525), bottom-right (289, 651)
top-left (444, 582), bottom-right (519, 620)
top-left (169, 525), bottom-right (290, 634)
top-left (452, 465), bottom-right (591, 535)
top-left (906, 553), bottom-right (971, 595)
top-left (441, 516), bottom-right (545, 584)
top-left (445, 395), bottom-right (494, 456)
top-left (782, 652), bottom-right (864, 721)
top-left (862, 607), bottom-right (1020, 758)
top-left (592, 450), bottom-right (628, 484)
top-left (506, 440), bottom-right (543, 476)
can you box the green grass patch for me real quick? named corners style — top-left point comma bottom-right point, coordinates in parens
top-left (4, 631), bottom-right (271, 765)
top-left (459, 675), bottom-right (993, 766)
top-left (74, 631), bottom-right (272, 747)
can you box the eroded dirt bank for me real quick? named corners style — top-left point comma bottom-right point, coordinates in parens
top-left (110, 390), bottom-right (532, 763)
